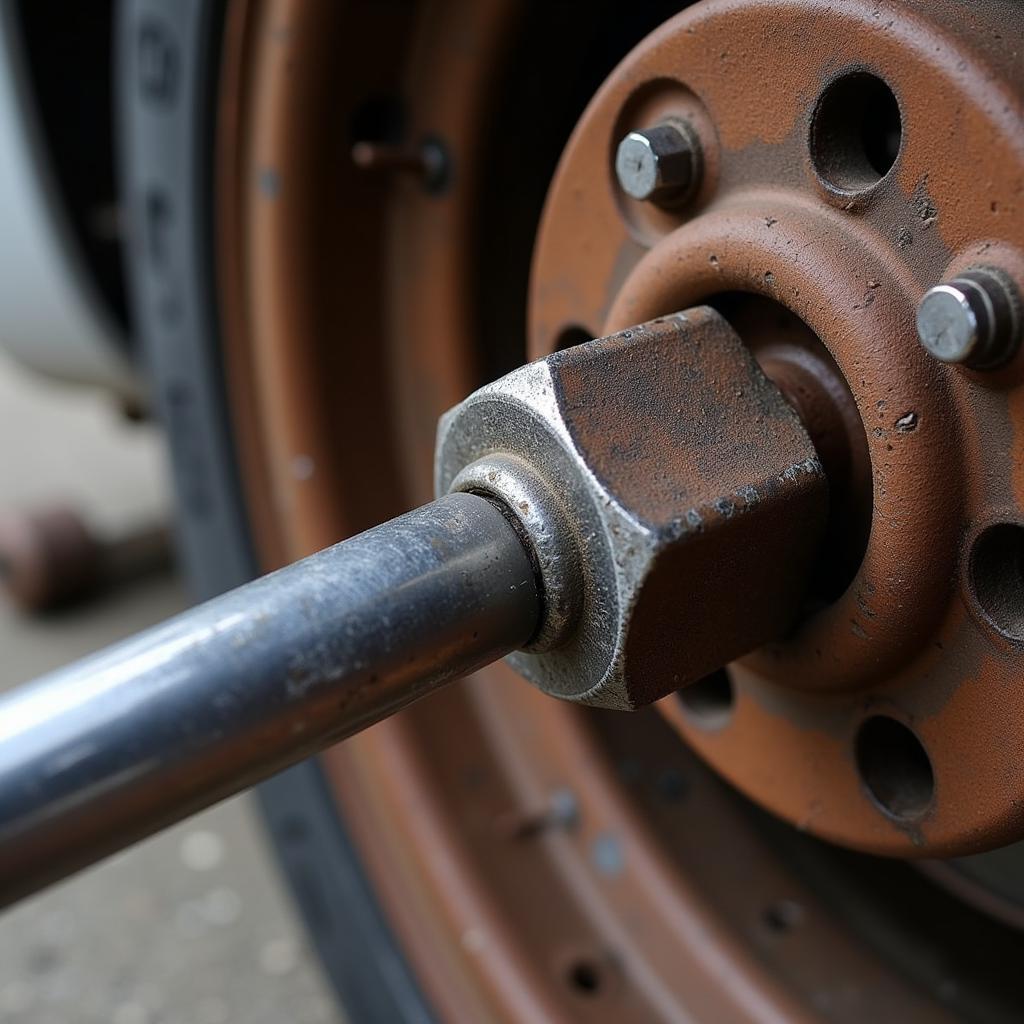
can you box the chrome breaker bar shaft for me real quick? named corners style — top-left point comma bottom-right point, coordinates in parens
top-left (0, 492), bottom-right (539, 906)
top-left (0, 309), bottom-right (829, 907)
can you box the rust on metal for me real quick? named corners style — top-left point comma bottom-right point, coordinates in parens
top-left (217, 0), bottom-right (1024, 1019)
top-left (0, 506), bottom-right (99, 611)
top-left (547, 309), bottom-right (828, 706)
top-left (530, 0), bottom-right (1024, 858)
top-left (438, 309), bottom-right (827, 708)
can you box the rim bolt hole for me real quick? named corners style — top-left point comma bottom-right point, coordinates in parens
top-left (969, 523), bottom-right (1024, 639)
top-left (810, 72), bottom-right (902, 192)
top-left (553, 324), bottom-right (596, 352)
top-left (565, 960), bottom-right (603, 997)
top-left (855, 716), bottom-right (934, 820)
top-left (676, 669), bottom-right (734, 730)
top-left (762, 899), bottom-right (804, 933)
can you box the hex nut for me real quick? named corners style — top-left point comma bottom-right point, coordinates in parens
top-left (916, 266), bottom-right (1021, 369)
top-left (614, 121), bottom-right (701, 204)
top-left (436, 308), bottom-right (828, 709)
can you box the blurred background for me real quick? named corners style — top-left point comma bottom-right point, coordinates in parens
top-left (0, 351), bottom-right (339, 1023)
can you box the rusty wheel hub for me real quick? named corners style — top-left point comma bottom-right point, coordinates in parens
top-left (219, 0), bottom-right (1024, 1017)
top-left (531, 0), bottom-right (1024, 857)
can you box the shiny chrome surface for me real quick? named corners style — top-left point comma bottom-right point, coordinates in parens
top-left (0, 491), bottom-right (539, 905)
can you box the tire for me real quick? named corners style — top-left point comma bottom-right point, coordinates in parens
top-left (116, 3), bottom-right (435, 1020)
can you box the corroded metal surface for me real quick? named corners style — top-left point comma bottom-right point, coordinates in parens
top-left (531, 0), bottom-right (1024, 857)
top-left (438, 309), bottom-right (827, 708)
top-left (0, 507), bottom-right (98, 611)
top-left (217, 0), bottom-right (1024, 1019)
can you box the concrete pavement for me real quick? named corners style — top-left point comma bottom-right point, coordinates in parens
top-left (0, 353), bottom-right (342, 1024)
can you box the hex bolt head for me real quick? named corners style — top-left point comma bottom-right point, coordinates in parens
top-left (915, 266), bottom-right (1021, 369)
top-left (437, 309), bottom-right (827, 710)
top-left (614, 121), bottom-right (701, 204)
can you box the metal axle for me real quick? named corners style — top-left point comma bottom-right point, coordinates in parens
top-left (0, 492), bottom-right (539, 906)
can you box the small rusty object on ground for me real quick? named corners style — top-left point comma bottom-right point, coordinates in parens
top-left (0, 506), bottom-right (173, 613)
top-left (438, 308), bottom-right (828, 709)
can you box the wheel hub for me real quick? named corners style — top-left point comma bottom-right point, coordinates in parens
top-left (530, 0), bottom-right (1024, 856)
top-left (215, 0), bottom-right (1024, 1017)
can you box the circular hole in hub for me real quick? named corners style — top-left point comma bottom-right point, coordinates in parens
top-left (676, 668), bottom-right (734, 730)
top-left (553, 324), bottom-right (596, 352)
top-left (810, 71), bottom-right (902, 192)
top-left (762, 899), bottom-right (804, 934)
top-left (855, 716), bottom-right (934, 820)
top-left (565, 959), bottom-right (602, 996)
top-left (969, 523), bottom-right (1024, 641)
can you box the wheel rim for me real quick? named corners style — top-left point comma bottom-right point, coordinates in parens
top-left (217, 1), bottom-right (1024, 1019)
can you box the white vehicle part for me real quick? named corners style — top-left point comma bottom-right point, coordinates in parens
top-left (0, 7), bottom-right (138, 396)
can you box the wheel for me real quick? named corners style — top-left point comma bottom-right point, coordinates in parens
top-left (120, 1), bottom-right (1024, 1019)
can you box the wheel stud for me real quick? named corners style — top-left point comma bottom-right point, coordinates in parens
top-left (351, 138), bottom-right (449, 192)
top-left (614, 121), bottom-right (701, 204)
top-left (915, 266), bottom-right (1021, 369)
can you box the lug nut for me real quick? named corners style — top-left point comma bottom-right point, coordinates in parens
top-left (915, 266), bottom-right (1021, 369)
top-left (614, 121), bottom-right (701, 204)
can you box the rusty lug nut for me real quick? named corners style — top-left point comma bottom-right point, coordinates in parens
top-left (915, 266), bottom-right (1022, 369)
top-left (614, 121), bottom-right (701, 204)
top-left (437, 308), bottom-right (828, 709)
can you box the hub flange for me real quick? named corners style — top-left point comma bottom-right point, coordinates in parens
top-left (530, 0), bottom-right (1024, 857)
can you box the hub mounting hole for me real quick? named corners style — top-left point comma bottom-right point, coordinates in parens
top-left (565, 960), bottom-right (602, 996)
top-left (554, 324), bottom-right (596, 352)
top-left (969, 523), bottom-right (1024, 641)
top-left (676, 669), bottom-right (733, 729)
top-left (810, 72), bottom-right (902, 192)
top-left (762, 899), bottom-right (804, 933)
top-left (855, 716), bottom-right (933, 820)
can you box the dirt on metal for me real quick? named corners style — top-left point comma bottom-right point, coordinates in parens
top-left (218, 0), bottom-right (1024, 1020)
top-left (531, 0), bottom-right (1024, 858)
top-left (549, 308), bottom-right (827, 706)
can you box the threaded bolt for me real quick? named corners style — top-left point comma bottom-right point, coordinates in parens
top-left (915, 267), bottom-right (1021, 369)
top-left (614, 121), bottom-right (701, 204)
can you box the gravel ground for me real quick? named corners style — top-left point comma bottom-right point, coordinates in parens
top-left (0, 354), bottom-right (342, 1024)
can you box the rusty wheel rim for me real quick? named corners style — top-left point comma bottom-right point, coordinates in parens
top-left (218, 1), bottom-right (1024, 1019)
top-left (529, 0), bottom-right (1024, 858)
